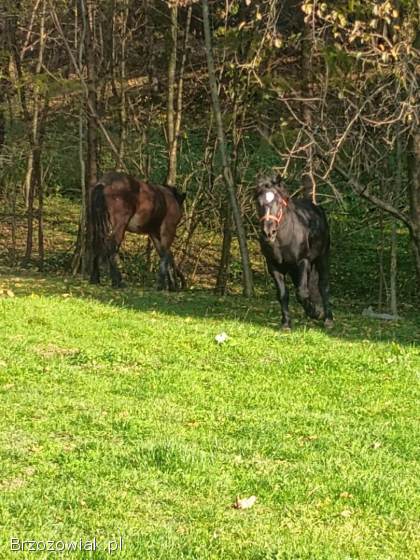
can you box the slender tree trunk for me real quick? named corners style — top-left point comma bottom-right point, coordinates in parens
top-left (24, 0), bottom-right (46, 264)
top-left (85, 0), bottom-right (98, 187)
top-left (301, 16), bottom-right (315, 201)
top-left (11, 180), bottom-right (17, 266)
top-left (166, 3), bottom-right (178, 186)
top-left (215, 208), bottom-right (232, 295)
top-left (37, 148), bottom-right (44, 271)
top-left (389, 136), bottom-right (403, 315)
top-left (71, 1), bottom-right (87, 275)
top-left (167, 4), bottom-right (192, 187)
top-left (24, 152), bottom-right (34, 208)
top-left (407, 128), bottom-right (420, 288)
top-left (0, 106), bottom-right (5, 153)
top-left (117, 0), bottom-right (129, 168)
top-left (75, 0), bottom-right (98, 277)
top-left (389, 221), bottom-right (397, 315)
top-left (377, 208), bottom-right (385, 311)
top-left (202, 0), bottom-right (253, 297)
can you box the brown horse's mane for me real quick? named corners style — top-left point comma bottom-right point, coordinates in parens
top-left (163, 184), bottom-right (186, 206)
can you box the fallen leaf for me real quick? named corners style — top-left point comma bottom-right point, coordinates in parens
top-left (233, 495), bottom-right (257, 509)
top-left (339, 491), bottom-right (353, 499)
top-left (6, 290), bottom-right (15, 298)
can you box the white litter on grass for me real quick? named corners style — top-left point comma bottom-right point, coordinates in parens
top-left (233, 495), bottom-right (257, 510)
top-left (215, 332), bottom-right (229, 344)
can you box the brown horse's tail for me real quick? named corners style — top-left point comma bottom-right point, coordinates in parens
top-left (90, 183), bottom-right (113, 258)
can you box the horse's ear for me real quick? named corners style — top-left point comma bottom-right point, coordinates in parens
top-left (254, 184), bottom-right (264, 199)
top-left (272, 175), bottom-right (290, 200)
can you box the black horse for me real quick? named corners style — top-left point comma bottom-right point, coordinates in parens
top-left (255, 175), bottom-right (333, 330)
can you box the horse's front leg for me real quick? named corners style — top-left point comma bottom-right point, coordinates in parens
top-left (108, 227), bottom-right (126, 288)
top-left (270, 268), bottom-right (291, 330)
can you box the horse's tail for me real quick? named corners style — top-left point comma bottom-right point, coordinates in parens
top-left (90, 182), bottom-right (113, 258)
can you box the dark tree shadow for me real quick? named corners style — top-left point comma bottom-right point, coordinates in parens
top-left (1, 267), bottom-right (419, 347)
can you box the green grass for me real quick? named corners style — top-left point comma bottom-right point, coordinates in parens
top-left (0, 271), bottom-right (419, 559)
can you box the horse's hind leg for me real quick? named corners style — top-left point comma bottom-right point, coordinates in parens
top-left (151, 235), bottom-right (169, 290)
top-left (295, 260), bottom-right (318, 319)
top-left (156, 225), bottom-right (182, 291)
top-left (316, 256), bottom-right (333, 327)
top-left (174, 264), bottom-right (186, 289)
top-left (166, 252), bottom-right (178, 291)
top-left (109, 252), bottom-right (124, 288)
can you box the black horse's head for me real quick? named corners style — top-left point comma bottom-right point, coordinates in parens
top-left (255, 175), bottom-right (290, 242)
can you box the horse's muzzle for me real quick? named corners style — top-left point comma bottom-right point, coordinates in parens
top-left (263, 225), bottom-right (277, 242)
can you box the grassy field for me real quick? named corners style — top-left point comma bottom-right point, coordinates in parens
top-left (0, 270), bottom-right (419, 559)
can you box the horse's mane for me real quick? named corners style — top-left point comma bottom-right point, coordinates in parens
top-left (165, 184), bottom-right (186, 206)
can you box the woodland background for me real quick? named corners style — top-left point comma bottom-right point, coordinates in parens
top-left (0, 0), bottom-right (419, 312)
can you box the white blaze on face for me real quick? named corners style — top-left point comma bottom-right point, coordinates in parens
top-left (265, 191), bottom-right (275, 203)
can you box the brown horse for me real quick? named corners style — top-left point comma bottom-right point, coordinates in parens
top-left (89, 171), bottom-right (186, 290)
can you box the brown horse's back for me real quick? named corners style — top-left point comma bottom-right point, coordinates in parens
top-left (127, 181), bottom-right (167, 234)
top-left (96, 172), bottom-right (179, 234)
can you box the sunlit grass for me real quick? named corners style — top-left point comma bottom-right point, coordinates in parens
top-left (0, 272), bottom-right (419, 559)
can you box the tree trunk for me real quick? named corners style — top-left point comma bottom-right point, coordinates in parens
top-left (166, 3), bottom-right (178, 186)
top-left (117, 0), bottom-right (129, 168)
top-left (166, 4), bottom-right (192, 187)
top-left (389, 135), bottom-right (403, 315)
top-left (407, 128), bottom-right (420, 289)
top-left (389, 221), bottom-right (397, 315)
top-left (73, 0), bottom-right (98, 277)
top-left (85, 0), bottom-right (98, 187)
top-left (301, 16), bottom-right (315, 201)
top-left (24, 0), bottom-right (46, 264)
top-left (202, 0), bottom-right (253, 297)
top-left (0, 105), bottom-right (5, 153)
top-left (215, 208), bottom-right (232, 295)
top-left (37, 146), bottom-right (44, 271)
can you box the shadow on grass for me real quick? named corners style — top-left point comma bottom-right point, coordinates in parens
top-left (1, 266), bottom-right (419, 347)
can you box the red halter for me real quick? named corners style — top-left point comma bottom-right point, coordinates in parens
top-left (260, 199), bottom-right (288, 224)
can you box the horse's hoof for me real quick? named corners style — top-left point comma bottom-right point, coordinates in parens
top-left (281, 324), bottom-right (292, 332)
top-left (324, 318), bottom-right (334, 329)
top-left (112, 281), bottom-right (126, 289)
